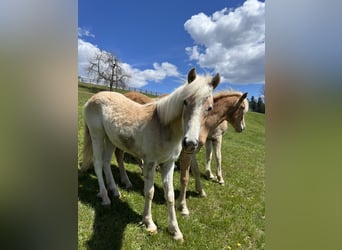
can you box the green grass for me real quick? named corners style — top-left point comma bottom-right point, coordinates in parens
top-left (78, 85), bottom-right (265, 250)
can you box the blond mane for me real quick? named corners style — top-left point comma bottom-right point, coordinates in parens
top-left (156, 74), bottom-right (214, 125)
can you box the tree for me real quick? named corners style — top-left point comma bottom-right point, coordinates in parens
top-left (256, 96), bottom-right (265, 113)
top-left (259, 84), bottom-right (265, 103)
top-left (249, 96), bottom-right (257, 112)
top-left (86, 50), bottom-right (129, 91)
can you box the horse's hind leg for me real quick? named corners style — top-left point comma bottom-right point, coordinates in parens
top-left (213, 135), bottom-right (224, 185)
top-left (190, 154), bottom-right (206, 197)
top-left (114, 148), bottom-right (133, 189)
top-left (103, 138), bottom-right (121, 197)
top-left (90, 131), bottom-right (111, 205)
top-left (205, 139), bottom-right (215, 180)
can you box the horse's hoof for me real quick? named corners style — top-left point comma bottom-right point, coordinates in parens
top-left (112, 190), bottom-right (121, 198)
top-left (172, 232), bottom-right (184, 242)
top-left (217, 177), bottom-right (225, 185)
top-left (205, 170), bottom-right (214, 180)
top-left (146, 226), bottom-right (158, 235)
top-left (101, 199), bottom-right (111, 206)
top-left (180, 207), bottom-right (190, 216)
top-left (147, 229), bottom-right (158, 235)
top-left (142, 220), bottom-right (158, 234)
top-left (199, 190), bottom-right (207, 197)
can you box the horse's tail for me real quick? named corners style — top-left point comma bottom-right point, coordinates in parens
top-left (80, 122), bottom-right (93, 171)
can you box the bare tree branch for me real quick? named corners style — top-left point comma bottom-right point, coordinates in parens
top-left (86, 50), bottom-right (130, 91)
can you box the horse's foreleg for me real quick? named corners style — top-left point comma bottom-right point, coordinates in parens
top-left (213, 135), bottom-right (224, 185)
top-left (137, 158), bottom-right (144, 175)
top-left (190, 154), bottom-right (206, 197)
top-left (205, 139), bottom-right (215, 180)
top-left (103, 139), bottom-right (120, 197)
top-left (114, 148), bottom-right (133, 189)
top-left (161, 161), bottom-right (183, 241)
top-left (142, 162), bottom-right (157, 233)
top-left (177, 151), bottom-right (191, 216)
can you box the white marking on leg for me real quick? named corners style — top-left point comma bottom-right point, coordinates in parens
top-left (161, 162), bottom-right (183, 241)
top-left (142, 162), bottom-right (157, 233)
top-left (214, 136), bottom-right (224, 185)
top-left (205, 139), bottom-right (215, 179)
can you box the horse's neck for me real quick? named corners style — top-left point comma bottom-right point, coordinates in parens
top-left (209, 96), bottom-right (235, 127)
top-left (156, 89), bottom-right (184, 126)
top-left (199, 96), bottom-right (235, 145)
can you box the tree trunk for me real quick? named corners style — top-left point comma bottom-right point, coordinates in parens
top-left (109, 80), bottom-right (113, 91)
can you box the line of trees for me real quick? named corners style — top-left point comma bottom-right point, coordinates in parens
top-left (249, 96), bottom-right (265, 113)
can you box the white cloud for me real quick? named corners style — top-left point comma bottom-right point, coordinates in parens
top-left (78, 38), bottom-right (100, 77)
top-left (78, 38), bottom-right (180, 87)
top-left (78, 27), bottom-right (95, 38)
top-left (184, 0), bottom-right (265, 84)
top-left (122, 62), bottom-right (180, 88)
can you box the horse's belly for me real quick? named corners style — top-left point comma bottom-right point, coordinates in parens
top-left (148, 141), bottom-right (182, 164)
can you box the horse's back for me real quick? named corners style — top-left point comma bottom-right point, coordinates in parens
top-left (124, 91), bottom-right (153, 104)
top-left (84, 91), bottom-right (158, 158)
top-left (84, 91), bottom-right (145, 118)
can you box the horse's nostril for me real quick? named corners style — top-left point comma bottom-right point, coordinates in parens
top-left (183, 138), bottom-right (198, 149)
top-left (182, 137), bottom-right (188, 147)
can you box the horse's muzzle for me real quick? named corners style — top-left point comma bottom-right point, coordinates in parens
top-left (182, 137), bottom-right (198, 153)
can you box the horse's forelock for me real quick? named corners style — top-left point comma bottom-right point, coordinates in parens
top-left (156, 74), bottom-right (214, 125)
top-left (182, 74), bottom-right (213, 101)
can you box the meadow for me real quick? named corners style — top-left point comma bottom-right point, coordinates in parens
top-left (78, 83), bottom-right (265, 250)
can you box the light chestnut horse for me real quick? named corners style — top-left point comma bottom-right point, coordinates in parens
top-left (177, 91), bottom-right (249, 216)
top-left (81, 68), bottom-right (220, 241)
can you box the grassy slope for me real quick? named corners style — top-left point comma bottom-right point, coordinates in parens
top-left (78, 84), bottom-right (265, 250)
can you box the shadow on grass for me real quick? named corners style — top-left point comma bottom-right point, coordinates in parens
top-left (78, 164), bottom-right (168, 249)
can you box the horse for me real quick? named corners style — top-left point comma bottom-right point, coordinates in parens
top-left (81, 68), bottom-right (220, 241)
top-left (177, 91), bottom-right (249, 216)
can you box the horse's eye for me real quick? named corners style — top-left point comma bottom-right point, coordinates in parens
top-left (207, 106), bottom-right (213, 112)
top-left (183, 100), bottom-right (188, 106)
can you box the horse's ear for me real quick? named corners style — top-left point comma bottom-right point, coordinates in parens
top-left (237, 92), bottom-right (248, 105)
top-left (210, 73), bottom-right (220, 89)
top-left (187, 68), bottom-right (196, 83)
top-left (241, 92), bottom-right (248, 100)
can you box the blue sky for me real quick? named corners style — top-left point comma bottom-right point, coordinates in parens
top-left (78, 0), bottom-right (265, 99)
